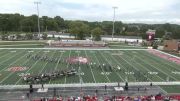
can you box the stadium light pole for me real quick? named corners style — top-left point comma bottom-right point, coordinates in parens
top-left (34, 1), bottom-right (41, 38)
top-left (112, 6), bottom-right (118, 41)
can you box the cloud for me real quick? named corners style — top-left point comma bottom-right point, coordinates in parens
top-left (0, 0), bottom-right (180, 24)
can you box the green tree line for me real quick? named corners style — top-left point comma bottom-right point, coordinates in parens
top-left (0, 13), bottom-right (180, 40)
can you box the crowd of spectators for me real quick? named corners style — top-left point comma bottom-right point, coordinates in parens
top-left (33, 94), bottom-right (180, 101)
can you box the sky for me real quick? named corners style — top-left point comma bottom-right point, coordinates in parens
top-left (0, 0), bottom-right (180, 24)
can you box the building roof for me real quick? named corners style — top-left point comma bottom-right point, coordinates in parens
top-left (101, 35), bottom-right (142, 39)
top-left (47, 32), bottom-right (71, 36)
top-left (164, 39), bottom-right (180, 42)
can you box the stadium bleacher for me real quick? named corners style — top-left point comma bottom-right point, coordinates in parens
top-left (32, 94), bottom-right (180, 101)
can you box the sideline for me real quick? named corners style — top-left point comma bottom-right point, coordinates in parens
top-left (0, 82), bottom-right (180, 89)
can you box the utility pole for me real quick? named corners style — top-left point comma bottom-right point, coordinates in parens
top-left (34, 2), bottom-right (41, 38)
top-left (112, 7), bottom-right (118, 41)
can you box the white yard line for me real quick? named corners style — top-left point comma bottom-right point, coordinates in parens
top-left (99, 50), bottom-right (124, 82)
top-left (107, 51), bottom-right (133, 81)
top-left (157, 59), bottom-right (180, 71)
top-left (144, 51), bottom-right (180, 71)
top-left (0, 51), bottom-right (31, 83)
top-left (120, 53), bottom-right (168, 81)
top-left (110, 50), bottom-right (165, 92)
top-left (54, 51), bottom-right (64, 71)
top-left (38, 50), bottom-right (57, 75)
top-left (48, 51), bottom-right (64, 84)
top-left (92, 51), bottom-right (111, 82)
top-left (0, 51), bottom-right (21, 67)
top-left (0, 50), bottom-right (26, 73)
top-left (14, 50), bottom-right (46, 85)
top-left (155, 49), bottom-right (180, 59)
top-left (117, 54), bottom-right (140, 71)
top-left (0, 44), bottom-right (43, 46)
top-left (64, 50), bottom-right (72, 84)
top-left (139, 51), bottom-right (180, 79)
top-left (77, 50), bottom-right (83, 83)
top-left (157, 85), bottom-right (168, 95)
top-left (136, 60), bottom-right (168, 95)
top-left (84, 50), bottom-right (96, 83)
top-left (2, 82), bottom-right (180, 90)
top-left (0, 50), bottom-right (12, 59)
top-left (125, 51), bottom-right (165, 81)
top-left (0, 40), bottom-right (44, 42)
top-left (0, 48), bottom-right (149, 51)
top-left (107, 51), bottom-right (127, 71)
top-left (14, 50), bottom-right (55, 85)
top-left (111, 50), bottom-right (165, 81)
top-left (134, 59), bottom-right (164, 81)
top-left (131, 54), bottom-right (178, 81)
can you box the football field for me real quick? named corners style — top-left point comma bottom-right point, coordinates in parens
top-left (0, 48), bottom-right (179, 87)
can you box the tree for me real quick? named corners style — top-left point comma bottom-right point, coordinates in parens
top-left (20, 17), bottom-right (34, 32)
top-left (162, 32), bottom-right (172, 40)
top-left (41, 16), bottom-right (49, 32)
top-left (54, 16), bottom-right (65, 31)
top-left (42, 33), bottom-right (47, 40)
top-left (155, 28), bottom-right (165, 38)
top-left (69, 21), bottom-right (89, 40)
top-left (46, 18), bottom-right (58, 31)
top-left (57, 37), bottom-right (61, 41)
top-left (52, 34), bottom-right (55, 38)
top-left (16, 34), bottom-right (22, 40)
top-left (1, 33), bottom-right (8, 40)
top-left (2, 13), bottom-right (180, 39)
top-left (163, 23), bottom-right (172, 32)
top-left (114, 21), bottom-right (123, 35)
top-left (25, 33), bottom-right (33, 40)
top-left (101, 21), bottom-right (112, 35)
top-left (91, 27), bottom-right (102, 41)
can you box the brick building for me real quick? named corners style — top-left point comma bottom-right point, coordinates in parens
top-left (163, 40), bottom-right (180, 51)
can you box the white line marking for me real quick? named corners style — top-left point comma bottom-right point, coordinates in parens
top-left (155, 49), bottom-right (180, 59)
top-left (38, 50), bottom-right (57, 75)
top-left (14, 50), bottom-right (47, 85)
top-left (0, 51), bottom-right (31, 83)
top-left (49, 51), bottom-right (64, 84)
top-left (0, 50), bottom-right (25, 73)
top-left (0, 51), bottom-right (15, 63)
top-left (157, 85), bottom-right (168, 95)
top-left (99, 50), bottom-right (124, 82)
top-left (92, 51), bottom-right (111, 82)
top-left (134, 53), bottom-right (178, 81)
top-left (0, 48), bottom-right (149, 51)
top-left (144, 51), bottom-right (180, 71)
top-left (120, 52), bottom-right (166, 81)
top-left (77, 50), bottom-right (83, 84)
top-left (1, 82), bottom-right (180, 89)
top-left (10, 51), bottom-right (16, 53)
top-left (107, 51), bottom-right (131, 81)
top-left (0, 50), bottom-right (12, 58)
top-left (125, 51), bottom-right (165, 81)
top-left (64, 50), bottom-right (72, 84)
top-left (84, 50), bottom-right (96, 83)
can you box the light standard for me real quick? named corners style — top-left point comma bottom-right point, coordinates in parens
top-left (112, 7), bottom-right (118, 41)
top-left (34, 1), bottom-right (41, 38)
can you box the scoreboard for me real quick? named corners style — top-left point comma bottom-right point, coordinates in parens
top-left (146, 30), bottom-right (156, 41)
